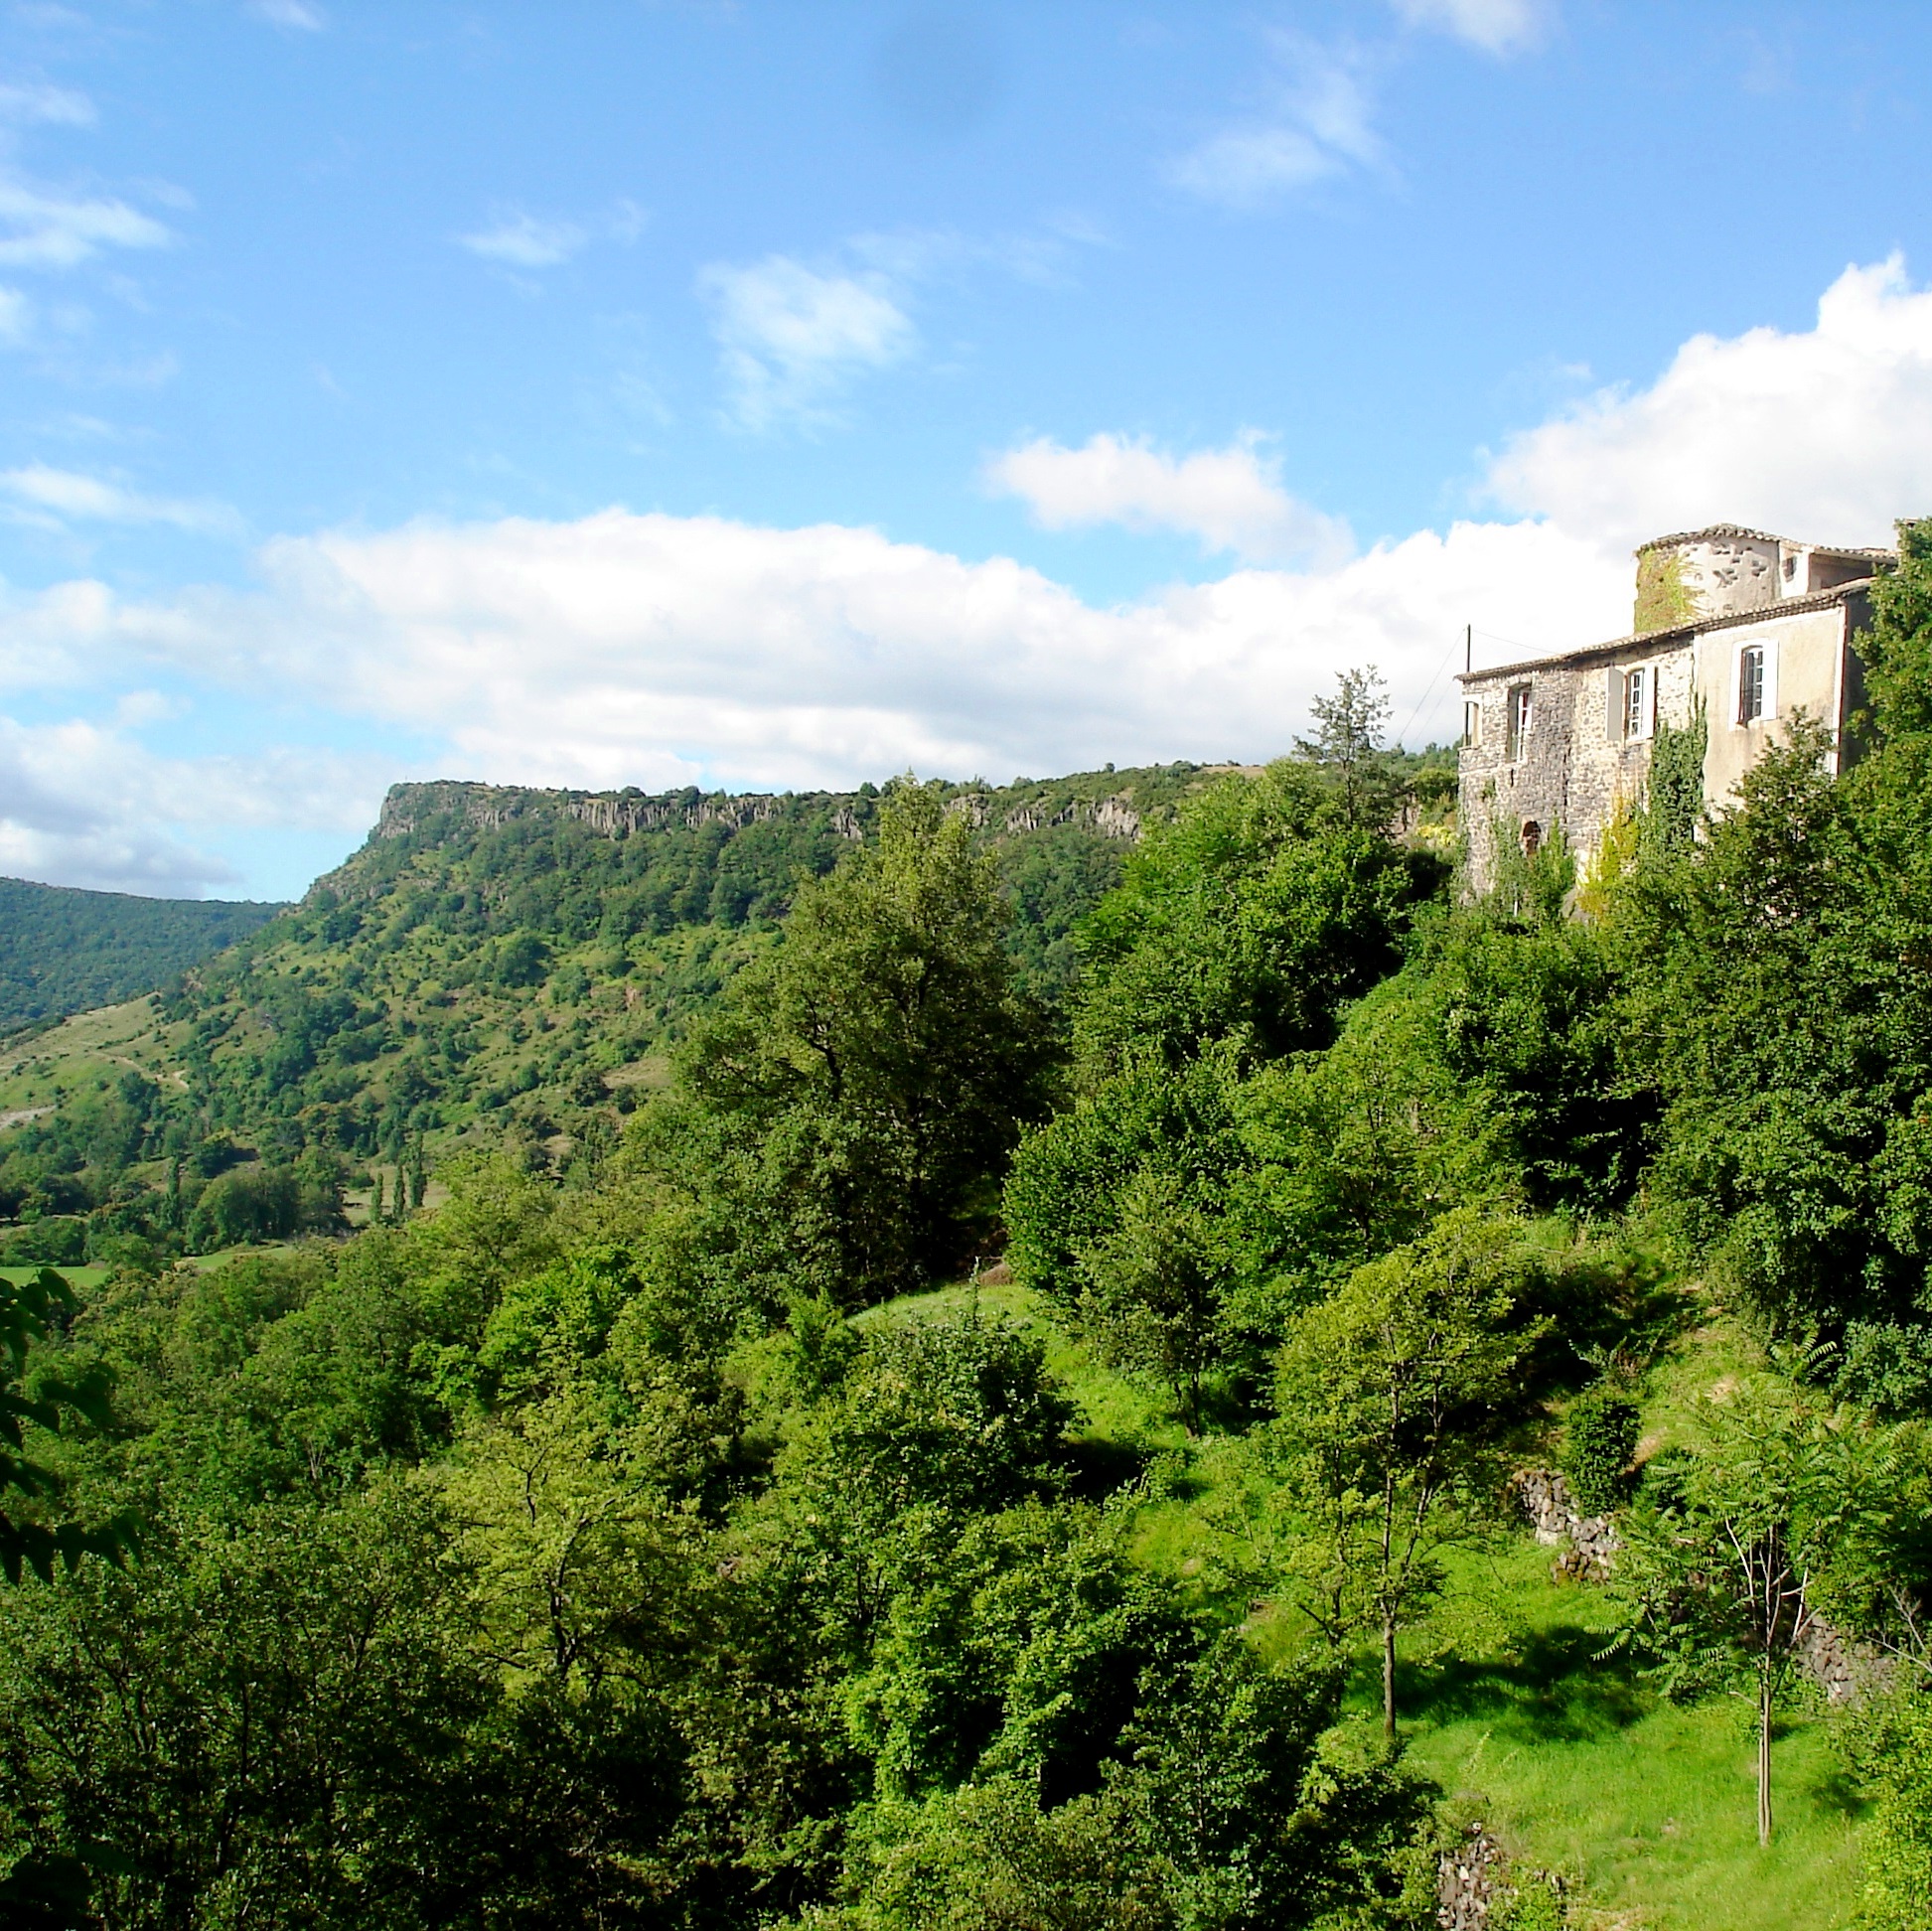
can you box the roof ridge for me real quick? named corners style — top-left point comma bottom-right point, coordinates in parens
top-left (1454, 576), bottom-right (1877, 685)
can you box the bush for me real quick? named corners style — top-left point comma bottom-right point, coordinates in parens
top-left (0, 1216), bottom-right (85, 1266)
top-left (1559, 1384), bottom-right (1639, 1516)
top-left (188, 1167), bottom-right (302, 1252)
top-left (1851, 1691), bottom-right (1932, 1931)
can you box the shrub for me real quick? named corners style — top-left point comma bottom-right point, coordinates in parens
top-left (0, 1216), bottom-right (85, 1266)
top-left (1559, 1384), bottom-right (1639, 1516)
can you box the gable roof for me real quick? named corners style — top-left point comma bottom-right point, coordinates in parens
top-left (1454, 575), bottom-right (1877, 686)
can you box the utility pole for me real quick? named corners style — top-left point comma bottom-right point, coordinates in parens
top-left (1464, 623), bottom-right (1472, 675)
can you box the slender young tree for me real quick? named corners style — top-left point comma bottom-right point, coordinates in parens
top-left (1611, 1374), bottom-right (1882, 1846)
top-left (1295, 667), bottom-right (1397, 830)
top-left (1271, 1210), bottom-right (1544, 1735)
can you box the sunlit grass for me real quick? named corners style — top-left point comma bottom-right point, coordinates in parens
top-left (859, 1272), bottom-right (1869, 1928)
top-left (0, 1263), bottom-right (108, 1288)
top-left (1395, 1542), bottom-right (1862, 1930)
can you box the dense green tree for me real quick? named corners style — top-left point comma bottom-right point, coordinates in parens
top-left (672, 784), bottom-right (1058, 1302)
top-left (0, 1269), bottom-right (123, 1586)
top-left (1615, 719), bottom-right (1932, 1332)
top-left (1072, 763), bottom-right (1425, 1080)
top-left (1076, 1169), bottom-right (1234, 1434)
top-left (0, 1483), bottom-right (492, 1930)
top-left (1005, 1053), bottom-right (1247, 1312)
top-left (820, 1636), bottom-right (1428, 1931)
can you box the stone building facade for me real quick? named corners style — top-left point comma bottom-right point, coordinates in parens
top-left (1456, 524), bottom-right (1887, 894)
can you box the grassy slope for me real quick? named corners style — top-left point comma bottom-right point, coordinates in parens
top-left (0, 998), bottom-right (188, 1123)
top-left (860, 1276), bottom-right (1864, 1931)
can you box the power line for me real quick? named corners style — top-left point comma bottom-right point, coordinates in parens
top-left (1395, 629), bottom-right (1467, 752)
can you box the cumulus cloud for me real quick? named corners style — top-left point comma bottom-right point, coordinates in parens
top-left (0, 579), bottom-right (122, 694)
top-left (0, 174), bottom-right (171, 270)
top-left (699, 253), bottom-right (917, 430)
top-left (17, 254), bottom-right (1932, 893)
top-left (23, 509), bottom-right (1624, 802)
top-left (0, 464), bottom-right (240, 534)
top-left (1488, 256), bottom-right (1932, 550)
top-left (985, 431), bottom-right (1353, 566)
top-left (0, 707), bottom-right (387, 894)
top-left (1391, 0), bottom-right (1547, 57)
top-left (1163, 37), bottom-right (1384, 209)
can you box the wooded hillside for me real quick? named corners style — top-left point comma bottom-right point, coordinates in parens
top-left (0, 877), bottom-right (282, 1037)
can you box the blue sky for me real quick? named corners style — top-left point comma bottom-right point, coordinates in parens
top-left (3, 0), bottom-right (1932, 899)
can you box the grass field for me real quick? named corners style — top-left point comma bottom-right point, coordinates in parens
top-left (861, 1271), bottom-right (1869, 1931)
top-left (0, 1264), bottom-right (109, 1288)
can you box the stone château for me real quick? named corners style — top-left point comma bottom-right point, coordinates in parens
top-left (1455, 523), bottom-right (1891, 892)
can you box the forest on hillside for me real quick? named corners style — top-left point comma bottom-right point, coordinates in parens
top-left (0, 880), bottom-right (283, 1039)
top-left (4, 522), bottom-right (1932, 1927)
top-left (0, 755), bottom-right (1456, 1267)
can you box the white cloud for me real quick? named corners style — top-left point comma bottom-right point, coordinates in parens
top-left (458, 201), bottom-right (647, 272)
top-left (0, 579), bottom-right (119, 693)
top-left (699, 253), bottom-right (917, 430)
top-left (246, 0), bottom-right (326, 30)
top-left (1163, 38), bottom-right (1384, 209)
top-left (1392, 0), bottom-right (1547, 57)
top-left (985, 431), bottom-right (1353, 566)
top-left (0, 80), bottom-right (94, 127)
top-left (0, 464), bottom-right (239, 534)
top-left (25, 509), bottom-right (1621, 801)
top-left (0, 715), bottom-right (236, 895)
top-left (0, 708), bottom-right (385, 893)
top-left (1488, 256), bottom-right (1932, 550)
top-left (14, 254), bottom-right (1932, 891)
top-left (459, 211), bottom-right (588, 270)
top-left (0, 175), bottom-right (171, 269)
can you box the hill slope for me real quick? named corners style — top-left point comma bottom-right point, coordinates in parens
top-left (0, 765), bottom-right (1217, 1189)
top-left (0, 876), bottom-right (285, 1036)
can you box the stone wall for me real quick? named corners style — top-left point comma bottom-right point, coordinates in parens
top-left (1457, 637), bottom-right (1696, 896)
top-left (1457, 586), bottom-right (1867, 896)
top-left (1512, 1467), bottom-right (1620, 1580)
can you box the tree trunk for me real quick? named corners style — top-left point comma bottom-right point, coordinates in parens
top-left (1757, 1669), bottom-right (1774, 1847)
top-left (1383, 1612), bottom-right (1398, 1738)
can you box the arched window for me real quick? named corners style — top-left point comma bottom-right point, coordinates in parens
top-left (1521, 819), bottom-right (1543, 856)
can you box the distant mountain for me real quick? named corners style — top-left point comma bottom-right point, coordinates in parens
top-left (0, 876), bottom-right (286, 1036)
top-left (153, 767), bottom-right (1210, 1159)
top-left (0, 767), bottom-right (1214, 1179)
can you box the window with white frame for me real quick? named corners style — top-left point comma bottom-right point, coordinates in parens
top-left (1505, 683), bottom-right (1532, 760)
top-left (1622, 666), bottom-right (1650, 742)
top-left (1737, 644), bottom-right (1766, 724)
top-left (1462, 700), bottom-right (1482, 747)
